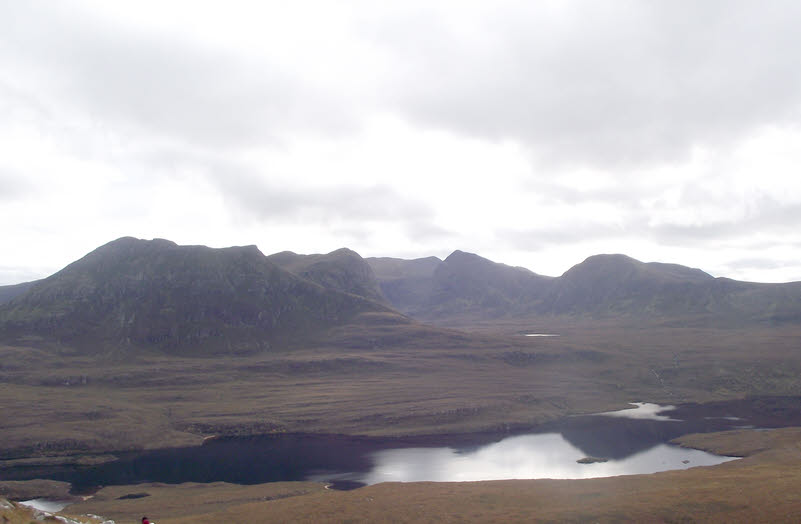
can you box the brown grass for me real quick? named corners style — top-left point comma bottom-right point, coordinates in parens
top-left (66, 481), bottom-right (326, 522)
top-left (2, 322), bottom-right (801, 458)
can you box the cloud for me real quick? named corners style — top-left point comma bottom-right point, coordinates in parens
top-left (649, 195), bottom-right (801, 246)
top-left (0, 2), bottom-right (366, 149)
top-left (7, 1), bottom-right (801, 171)
top-left (0, 168), bottom-right (35, 201)
top-left (404, 221), bottom-right (456, 242)
top-left (209, 165), bottom-right (434, 224)
top-left (725, 257), bottom-right (796, 272)
top-left (499, 223), bottom-right (628, 251)
top-left (0, 266), bottom-right (47, 285)
top-left (366, 1), bottom-right (801, 168)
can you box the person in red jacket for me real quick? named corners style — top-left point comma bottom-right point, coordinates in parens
top-left (142, 517), bottom-right (151, 524)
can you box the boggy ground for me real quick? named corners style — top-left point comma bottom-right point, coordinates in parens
top-left (2, 321), bottom-right (801, 460)
top-left (54, 427), bottom-right (801, 523)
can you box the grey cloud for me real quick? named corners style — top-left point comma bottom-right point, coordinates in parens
top-left (0, 168), bottom-right (36, 201)
top-left (525, 180), bottom-right (649, 208)
top-left (0, 3), bottom-right (362, 148)
top-left (0, 80), bottom-right (53, 122)
top-left (7, 1), bottom-right (799, 171)
top-left (724, 258), bottom-right (795, 272)
top-left (650, 196), bottom-right (801, 246)
top-left (499, 223), bottom-right (629, 251)
top-left (404, 221), bottom-right (456, 242)
top-left (498, 191), bottom-right (801, 251)
top-left (211, 167), bottom-right (434, 224)
top-left (0, 265), bottom-right (47, 286)
top-left (368, 1), bottom-right (801, 168)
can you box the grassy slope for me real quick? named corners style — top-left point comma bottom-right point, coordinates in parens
top-left (67, 481), bottom-right (327, 522)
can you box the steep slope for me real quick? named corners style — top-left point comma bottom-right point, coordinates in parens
top-left (366, 256), bottom-right (442, 315)
top-left (0, 238), bottom-right (392, 354)
top-left (267, 248), bottom-right (386, 303)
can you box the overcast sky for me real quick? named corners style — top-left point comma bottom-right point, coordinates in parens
top-left (2, 0), bottom-right (801, 285)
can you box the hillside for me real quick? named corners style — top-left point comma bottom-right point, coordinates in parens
top-left (0, 237), bottom-right (393, 354)
top-left (267, 248), bottom-right (386, 303)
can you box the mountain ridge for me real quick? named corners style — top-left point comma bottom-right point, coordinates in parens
top-left (266, 247), bottom-right (386, 304)
top-left (4, 238), bottom-right (801, 357)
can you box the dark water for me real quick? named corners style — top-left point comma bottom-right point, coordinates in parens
top-left (3, 398), bottom-right (799, 493)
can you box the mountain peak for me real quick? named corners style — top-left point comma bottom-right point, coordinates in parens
top-left (328, 247), bottom-right (360, 257)
top-left (444, 249), bottom-right (476, 261)
top-left (564, 253), bottom-right (713, 283)
top-left (105, 236), bottom-right (178, 249)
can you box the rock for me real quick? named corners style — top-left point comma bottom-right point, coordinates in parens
top-left (577, 456), bottom-right (609, 464)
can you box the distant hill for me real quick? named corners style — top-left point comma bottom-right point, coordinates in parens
top-left (425, 250), bottom-right (553, 319)
top-left (542, 254), bottom-right (717, 316)
top-left (367, 251), bottom-right (553, 319)
top-left (542, 254), bottom-right (801, 323)
top-left (0, 238), bottom-right (393, 354)
top-left (267, 248), bottom-right (386, 304)
top-left (0, 280), bottom-right (39, 305)
top-left (368, 250), bottom-right (554, 320)
top-left (368, 251), bottom-right (801, 325)
top-left (366, 256), bottom-right (442, 315)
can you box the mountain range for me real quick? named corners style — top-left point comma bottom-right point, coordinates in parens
top-left (368, 250), bottom-right (801, 324)
top-left (2, 236), bottom-right (801, 354)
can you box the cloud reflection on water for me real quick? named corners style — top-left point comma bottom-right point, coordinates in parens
top-left (360, 432), bottom-right (736, 484)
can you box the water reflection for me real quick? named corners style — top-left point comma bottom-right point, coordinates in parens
top-left (19, 499), bottom-right (72, 512)
top-left (0, 403), bottom-right (751, 492)
top-left (597, 402), bottom-right (679, 421)
top-left (359, 433), bottom-right (735, 484)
